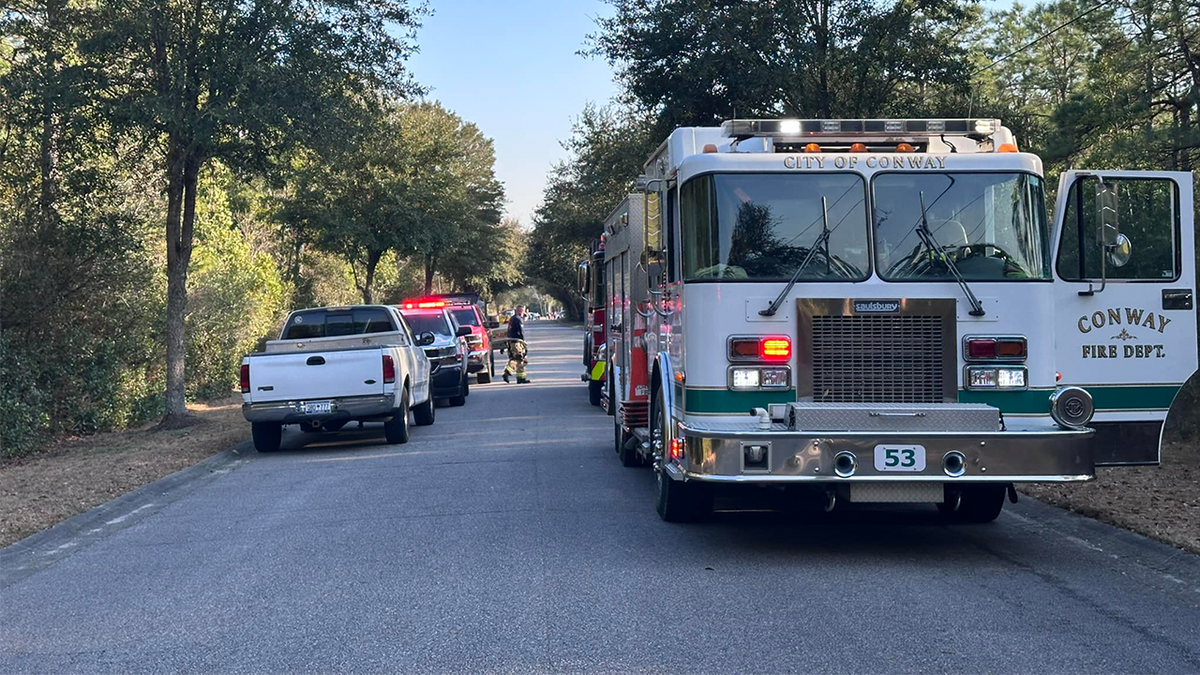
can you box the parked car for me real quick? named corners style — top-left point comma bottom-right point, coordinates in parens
top-left (398, 303), bottom-right (471, 406)
top-left (240, 305), bottom-right (436, 453)
top-left (445, 301), bottom-right (494, 384)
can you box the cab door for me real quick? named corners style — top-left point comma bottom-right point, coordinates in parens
top-left (1052, 171), bottom-right (1196, 465)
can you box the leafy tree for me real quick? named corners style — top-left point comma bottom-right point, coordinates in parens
top-left (527, 104), bottom-right (655, 316)
top-left (83, 0), bottom-right (424, 424)
top-left (591, 0), bottom-right (977, 135)
top-left (283, 101), bottom-right (505, 303)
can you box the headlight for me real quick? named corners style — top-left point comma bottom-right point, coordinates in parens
top-left (965, 365), bottom-right (1027, 390)
top-left (729, 366), bottom-right (790, 391)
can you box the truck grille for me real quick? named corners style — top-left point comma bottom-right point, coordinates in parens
top-left (810, 314), bottom-right (946, 403)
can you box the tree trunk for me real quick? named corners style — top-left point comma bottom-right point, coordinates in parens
top-left (424, 252), bottom-right (436, 295)
top-left (360, 249), bottom-right (382, 304)
top-left (37, 0), bottom-right (66, 230)
top-left (163, 147), bottom-right (200, 424)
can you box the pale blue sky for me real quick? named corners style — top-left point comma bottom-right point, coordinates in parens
top-left (406, 0), bottom-right (618, 227)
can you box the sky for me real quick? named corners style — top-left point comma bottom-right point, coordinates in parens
top-left (406, 0), bottom-right (619, 228)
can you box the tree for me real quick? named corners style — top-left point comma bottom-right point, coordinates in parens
top-left (282, 101), bottom-right (506, 303)
top-left (84, 0), bottom-right (423, 424)
top-left (591, 0), bottom-right (977, 135)
top-left (527, 104), bottom-right (655, 316)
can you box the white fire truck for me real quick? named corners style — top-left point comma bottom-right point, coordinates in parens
top-left (602, 118), bottom-right (1197, 522)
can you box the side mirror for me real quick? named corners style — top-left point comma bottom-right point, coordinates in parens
top-left (455, 325), bottom-right (472, 338)
top-left (417, 332), bottom-right (436, 346)
top-left (1108, 233), bottom-right (1132, 267)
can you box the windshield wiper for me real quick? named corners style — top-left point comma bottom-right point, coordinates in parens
top-left (761, 196), bottom-right (831, 317)
top-left (915, 191), bottom-right (986, 317)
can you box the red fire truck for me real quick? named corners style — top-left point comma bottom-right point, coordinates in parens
top-left (602, 196), bottom-right (652, 464)
top-left (578, 239), bottom-right (607, 406)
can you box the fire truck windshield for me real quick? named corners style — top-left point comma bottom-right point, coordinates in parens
top-left (681, 173), bottom-right (870, 281)
top-left (873, 172), bottom-right (1051, 281)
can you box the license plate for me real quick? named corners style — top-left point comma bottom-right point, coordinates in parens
top-left (873, 444), bottom-right (926, 472)
top-left (302, 401), bottom-right (333, 415)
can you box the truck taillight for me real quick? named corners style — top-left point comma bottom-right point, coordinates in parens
top-left (240, 364), bottom-right (250, 393)
top-left (760, 337), bottom-right (791, 361)
top-left (728, 336), bottom-right (793, 362)
top-left (965, 336), bottom-right (1027, 360)
top-left (382, 355), bottom-right (395, 384)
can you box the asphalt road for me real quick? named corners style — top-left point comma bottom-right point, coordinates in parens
top-left (3, 320), bottom-right (1200, 673)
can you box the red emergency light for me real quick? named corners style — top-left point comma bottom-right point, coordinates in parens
top-left (402, 299), bottom-right (447, 310)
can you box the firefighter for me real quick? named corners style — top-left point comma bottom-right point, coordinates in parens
top-left (503, 306), bottom-right (529, 384)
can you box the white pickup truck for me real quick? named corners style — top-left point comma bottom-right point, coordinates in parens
top-left (241, 305), bottom-right (436, 452)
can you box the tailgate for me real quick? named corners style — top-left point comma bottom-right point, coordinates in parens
top-left (248, 348), bottom-right (386, 403)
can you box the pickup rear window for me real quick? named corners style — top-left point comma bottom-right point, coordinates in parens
top-left (282, 308), bottom-right (396, 340)
top-left (450, 308), bottom-right (480, 327)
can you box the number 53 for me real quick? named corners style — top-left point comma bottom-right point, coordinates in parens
top-left (885, 448), bottom-right (916, 468)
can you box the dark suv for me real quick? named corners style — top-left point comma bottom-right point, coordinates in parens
top-left (399, 305), bottom-right (470, 406)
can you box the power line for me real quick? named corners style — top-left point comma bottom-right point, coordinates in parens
top-left (971, 0), bottom-right (1116, 77)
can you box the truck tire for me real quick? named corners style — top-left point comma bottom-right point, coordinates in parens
top-left (651, 394), bottom-right (712, 521)
top-left (413, 395), bottom-right (435, 426)
top-left (463, 374), bottom-right (470, 396)
top-left (477, 371), bottom-right (491, 385)
top-left (384, 392), bottom-right (410, 444)
top-left (490, 351), bottom-right (496, 377)
top-left (449, 379), bottom-right (467, 407)
top-left (939, 484), bottom-right (1006, 523)
top-left (655, 467), bottom-right (713, 522)
top-left (252, 422), bottom-right (282, 453)
top-left (588, 379), bottom-right (602, 406)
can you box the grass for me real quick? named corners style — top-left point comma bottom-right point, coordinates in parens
top-left (0, 393), bottom-right (247, 548)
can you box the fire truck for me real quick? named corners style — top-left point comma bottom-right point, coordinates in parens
top-left (578, 239), bottom-right (608, 407)
top-left (604, 117), bottom-right (1197, 522)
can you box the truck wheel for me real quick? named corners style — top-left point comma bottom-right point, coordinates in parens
top-left (413, 395), bottom-right (435, 426)
top-left (490, 351), bottom-right (496, 377)
top-left (477, 371), bottom-right (491, 385)
top-left (588, 379), bottom-right (602, 406)
top-left (939, 484), bottom-right (1006, 523)
top-left (449, 379), bottom-right (467, 407)
top-left (384, 392), bottom-right (410, 444)
top-left (651, 395), bottom-right (712, 521)
top-left (463, 373), bottom-right (470, 397)
top-left (655, 468), bottom-right (713, 522)
top-left (252, 422), bottom-right (282, 453)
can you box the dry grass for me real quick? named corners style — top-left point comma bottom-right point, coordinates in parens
top-left (0, 393), bottom-right (247, 548)
top-left (1021, 439), bottom-right (1200, 554)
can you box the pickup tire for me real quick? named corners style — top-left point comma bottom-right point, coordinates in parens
top-left (384, 392), bottom-right (410, 444)
top-left (252, 422), bottom-right (282, 453)
top-left (413, 394), bottom-right (435, 426)
top-left (477, 371), bottom-right (491, 384)
top-left (449, 376), bottom-right (467, 407)
top-left (588, 379), bottom-right (603, 406)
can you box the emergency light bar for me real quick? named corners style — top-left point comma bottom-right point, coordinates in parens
top-left (721, 118), bottom-right (999, 138)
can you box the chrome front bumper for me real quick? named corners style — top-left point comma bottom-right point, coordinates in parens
top-left (669, 423), bottom-right (1096, 483)
top-left (242, 394), bottom-right (394, 424)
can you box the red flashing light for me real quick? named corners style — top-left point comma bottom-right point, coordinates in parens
top-left (402, 299), bottom-right (447, 310)
top-left (382, 355), bottom-right (396, 384)
top-left (670, 437), bottom-right (684, 461)
top-left (240, 364), bottom-right (250, 393)
top-left (760, 337), bottom-right (792, 361)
